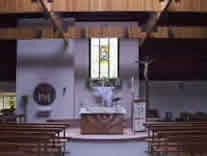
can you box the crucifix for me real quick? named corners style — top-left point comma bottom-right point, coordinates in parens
top-left (140, 57), bottom-right (154, 81)
top-left (139, 56), bottom-right (155, 116)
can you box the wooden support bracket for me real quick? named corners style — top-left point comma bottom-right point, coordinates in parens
top-left (37, 0), bottom-right (68, 47)
top-left (139, 0), bottom-right (172, 47)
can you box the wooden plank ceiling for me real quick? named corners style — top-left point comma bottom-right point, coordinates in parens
top-left (0, 0), bottom-right (207, 13)
top-left (0, 0), bottom-right (206, 40)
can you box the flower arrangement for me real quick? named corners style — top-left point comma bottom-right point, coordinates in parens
top-left (87, 78), bottom-right (121, 88)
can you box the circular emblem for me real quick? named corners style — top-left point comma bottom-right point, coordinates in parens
top-left (33, 83), bottom-right (56, 105)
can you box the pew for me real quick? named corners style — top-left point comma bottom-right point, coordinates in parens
top-left (0, 122), bottom-right (70, 137)
top-left (144, 121), bottom-right (207, 156)
top-left (0, 134), bottom-right (63, 156)
top-left (0, 122), bottom-right (70, 156)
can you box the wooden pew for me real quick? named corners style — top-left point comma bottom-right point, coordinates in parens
top-left (144, 122), bottom-right (207, 156)
top-left (0, 122), bottom-right (70, 156)
top-left (0, 122), bottom-right (70, 151)
top-left (1, 122), bottom-right (70, 137)
top-left (0, 135), bottom-right (62, 156)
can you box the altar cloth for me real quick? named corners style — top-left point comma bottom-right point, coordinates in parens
top-left (79, 106), bottom-right (126, 114)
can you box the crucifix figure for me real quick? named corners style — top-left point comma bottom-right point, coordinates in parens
top-left (140, 56), bottom-right (154, 81)
top-left (138, 56), bottom-right (155, 116)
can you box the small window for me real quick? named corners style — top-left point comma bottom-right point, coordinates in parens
top-left (90, 38), bottom-right (119, 79)
top-left (0, 97), bottom-right (3, 110)
top-left (0, 95), bottom-right (16, 111)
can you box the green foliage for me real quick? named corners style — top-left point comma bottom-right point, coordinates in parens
top-left (87, 78), bottom-right (121, 88)
top-left (8, 97), bottom-right (16, 109)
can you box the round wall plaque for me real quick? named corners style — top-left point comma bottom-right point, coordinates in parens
top-left (33, 83), bottom-right (56, 106)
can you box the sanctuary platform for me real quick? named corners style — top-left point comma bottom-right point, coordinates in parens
top-left (66, 128), bottom-right (147, 141)
top-left (47, 119), bottom-right (148, 156)
top-left (65, 128), bottom-right (147, 156)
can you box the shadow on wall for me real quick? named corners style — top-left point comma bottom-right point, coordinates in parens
top-left (18, 40), bottom-right (73, 67)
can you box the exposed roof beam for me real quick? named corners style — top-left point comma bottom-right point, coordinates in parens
top-left (139, 0), bottom-right (172, 47)
top-left (0, 26), bottom-right (206, 40)
top-left (38, 0), bottom-right (68, 46)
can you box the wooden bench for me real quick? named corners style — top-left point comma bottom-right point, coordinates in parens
top-left (0, 122), bottom-right (70, 136)
top-left (0, 135), bottom-right (63, 156)
top-left (0, 122), bottom-right (70, 156)
top-left (144, 122), bottom-right (207, 156)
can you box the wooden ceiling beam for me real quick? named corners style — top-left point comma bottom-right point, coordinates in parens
top-left (139, 0), bottom-right (172, 47)
top-left (37, 0), bottom-right (68, 46)
top-left (0, 26), bottom-right (206, 40)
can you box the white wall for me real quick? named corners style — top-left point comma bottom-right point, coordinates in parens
top-left (16, 38), bottom-right (207, 122)
top-left (16, 39), bottom-right (74, 122)
top-left (17, 39), bottom-right (139, 122)
top-left (74, 39), bottom-right (139, 118)
top-left (140, 81), bottom-right (207, 119)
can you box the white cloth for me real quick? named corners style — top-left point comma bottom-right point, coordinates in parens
top-left (92, 87), bottom-right (114, 107)
top-left (80, 106), bottom-right (126, 114)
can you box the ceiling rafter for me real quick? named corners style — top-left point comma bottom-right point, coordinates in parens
top-left (139, 0), bottom-right (172, 47)
top-left (35, 0), bottom-right (68, 46)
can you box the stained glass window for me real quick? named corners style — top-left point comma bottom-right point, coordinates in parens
top-left (90, 38), bottom-right (119, 79)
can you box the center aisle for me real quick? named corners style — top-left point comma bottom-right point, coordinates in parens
top-left (65, 128), bottom-right (148, 156)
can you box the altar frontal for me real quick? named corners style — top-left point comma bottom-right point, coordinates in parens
top-left (80, 106), bottom-right (126, 134)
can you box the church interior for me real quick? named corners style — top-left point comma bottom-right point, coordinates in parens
top-left (0, 0), bottom-right (207, 156)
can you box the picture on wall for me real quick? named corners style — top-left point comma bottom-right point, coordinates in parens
top-left (33, 83), bottom-right (56, 106)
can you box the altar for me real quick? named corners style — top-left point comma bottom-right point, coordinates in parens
top-left (80, 106), bottom-right (126, 134)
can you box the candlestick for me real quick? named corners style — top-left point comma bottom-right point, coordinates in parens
top-left (131, 76), bottom-right (135, 94)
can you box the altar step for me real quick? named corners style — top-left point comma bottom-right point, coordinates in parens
top-left (47, 118), bottom-right (135, 128)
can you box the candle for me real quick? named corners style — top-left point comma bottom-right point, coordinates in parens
top-left (131, 76), bottom-right (135, 93)
top-left (131, 76), bottom-right (134, 88)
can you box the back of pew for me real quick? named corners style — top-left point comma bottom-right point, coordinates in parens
top-left (0, 122), bottom-right (70, 137)
top-left (144, 122), bottom-right (207, 155)
top-left (0, 122), bottom-right (70, 156)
